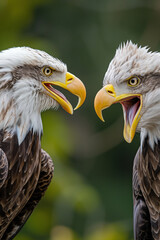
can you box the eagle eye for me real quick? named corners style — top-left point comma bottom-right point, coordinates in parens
top-left (43, 67), bottom-right (54, 76)
top-left (127, 76), bottom-right (140, 87)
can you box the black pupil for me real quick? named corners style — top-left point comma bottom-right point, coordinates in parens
top-left (131, 79), bottom-right (136, 84)
top-left (46, 68), bottom-right (50, 74)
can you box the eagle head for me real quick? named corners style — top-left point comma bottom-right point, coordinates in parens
top-left (94, 41), bottom-right (160, 148)
top-left (0, 47), bottom-right (86, 144)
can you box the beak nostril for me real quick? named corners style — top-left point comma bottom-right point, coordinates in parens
top-left (67, 78), bottom-right (73, 81)
top-left (107, 90), bottom-right (114, 94)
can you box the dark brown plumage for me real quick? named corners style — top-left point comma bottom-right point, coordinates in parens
top-left (133, 136), bottom-right (160, 240)
top-left (0, 130), bottom-right (54, 239)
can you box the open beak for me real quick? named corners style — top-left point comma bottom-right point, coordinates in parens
top-left (42, 72), bottom-right (86, 114)
top-left (94, 84), bottom-right (142, 143)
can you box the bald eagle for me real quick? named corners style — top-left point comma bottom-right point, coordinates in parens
top-left (0, 47), bottom-right (86, 239)
top-left (94, 41), bottom-right (160, 240)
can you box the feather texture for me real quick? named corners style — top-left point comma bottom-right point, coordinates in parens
top-left (2, 149), bottom-right (54, 240)
top-left (0, 129), bottom-right (54, 239)
top-left (0, 130), bottom-right (40, 237)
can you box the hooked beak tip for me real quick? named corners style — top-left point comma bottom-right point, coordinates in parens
top-left (66, 73), bottom-right (86, 111)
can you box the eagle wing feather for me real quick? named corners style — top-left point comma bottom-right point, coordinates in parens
top-left (133, 148), bottom-right (153, 240)
top-left (1, 148), bottom-right (54, 240)
top-left (0, 130), bottom-right (42, 238)
top-left (138, 138), bottom-right (160, 240)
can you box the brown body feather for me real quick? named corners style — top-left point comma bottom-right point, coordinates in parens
top-left (0, 130), bottom-right (54, 239)
top-left (133, 136), bottom-right (160, 240)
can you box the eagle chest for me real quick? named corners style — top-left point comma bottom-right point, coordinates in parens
top-left (138, 137), bottom-right (160, 236)
top-left (0, 130), bottom-right (41, 235)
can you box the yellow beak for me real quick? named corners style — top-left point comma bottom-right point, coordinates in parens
top-left (42, 72), bottom-right (86, 114)
top-left (94, 84), bottom-right (142, 143)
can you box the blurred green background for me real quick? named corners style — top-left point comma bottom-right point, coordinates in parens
top-left (0, 0), bottom-right (160, 239)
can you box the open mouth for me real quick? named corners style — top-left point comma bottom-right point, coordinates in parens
top-left (120, 96), bottom-right (141, 127)
top-left (42, 72), bottom-right (86, 115)
top-left (42, 81), bottom-right (73, 114)
top-left (44, 83), bottom-right (68, 103)
top-left (119, 95), bottom-right (142, 143)
top-left (94, 84), bottom-right (143, 143)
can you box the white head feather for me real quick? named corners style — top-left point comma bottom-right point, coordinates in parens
top-left (103, 41), bottom-right (160, 148)
top-left (0, 47), bottom-right (67, 144)
top-left (104, 41), bottom-right (160, 85)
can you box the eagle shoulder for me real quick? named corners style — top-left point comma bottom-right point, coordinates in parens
top-left (0, 130), bottom-right (41, 238)
top-left (138, 136), bottom-right (160, 239)
top-left (1, 148), bottom-right (54, 240)
top-left (133, 147), bottom-right (153, 240)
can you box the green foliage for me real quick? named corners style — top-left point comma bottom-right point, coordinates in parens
top-left (85, 223), bottom-right (130, 240)
top-left (0, 0), bottom-right (45, 49)
top-left (41, 111), bottom-right (74, 158)
top-left (51, 226), bottom-right (80, 240)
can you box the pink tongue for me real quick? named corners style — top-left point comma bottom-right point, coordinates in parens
top-left (128, 101), bottom-right (139, 126)
top-left (47, 84), bottom-right (68, 102)
top-left (52, 88), bottom-right (68, 102)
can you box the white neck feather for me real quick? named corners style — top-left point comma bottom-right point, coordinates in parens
top-left (0, 91), bottom-right (42, 144)
top-left (140, 127), bottom-right (160, 150)
top-left (0, 77), bottom-right (57, 145)
top-left (138, 88), bottom-right (160, 149)
top-left (138, 93), bottom-right (160, 150)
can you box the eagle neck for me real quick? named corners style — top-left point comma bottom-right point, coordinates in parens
top-left (15, 111), bottom-right (43, 145)
top-left (140, 127), bottom-right (160, 150)
top-left (0, 91), bottom-right (43, 145)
